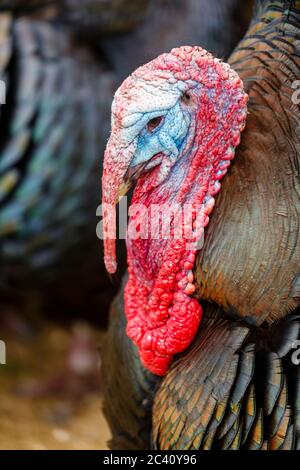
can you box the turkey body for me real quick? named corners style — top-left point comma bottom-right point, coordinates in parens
top-left (102, 0), bottom-right (300, 450)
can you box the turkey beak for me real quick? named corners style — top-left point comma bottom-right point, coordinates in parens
top-left (122, 161), bottom-right (150, 197)
top-left (117, 180), bottom-right (131, 203)
top-left (111, 158), bottom-right (149, 203)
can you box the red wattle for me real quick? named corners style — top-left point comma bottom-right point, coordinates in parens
top-left (125, 247), bottom-right (202, 375)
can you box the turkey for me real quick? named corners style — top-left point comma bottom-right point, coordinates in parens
top-left (102, 0), bottom-right (300, 450)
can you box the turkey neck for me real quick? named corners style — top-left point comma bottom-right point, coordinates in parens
top-left (196, 1), bottom-right (300, 324)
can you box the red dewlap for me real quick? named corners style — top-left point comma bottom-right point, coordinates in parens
top-left (125, 246), bottom-right (202, 375)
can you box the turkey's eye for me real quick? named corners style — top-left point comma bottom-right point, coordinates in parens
top-left (181, 91), bottom-right (192, 105)
top-left (147, 116), bottom-right (163, 132)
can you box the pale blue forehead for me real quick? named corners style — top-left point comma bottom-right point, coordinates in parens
top-left (121, 85), bottom-right (181, 128)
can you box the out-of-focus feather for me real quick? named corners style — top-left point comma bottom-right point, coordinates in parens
top-left (0, 0), bottom-right (151, 39)
top-left (102, 0), bottom-right (254, 80)
top-left (60, 0), bottom-right (151, 37)
top-left (0, 15), bottom-right (115, 281)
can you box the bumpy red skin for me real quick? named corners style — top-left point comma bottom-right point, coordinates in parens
top-left (102, 47), bottom-right (248, 376)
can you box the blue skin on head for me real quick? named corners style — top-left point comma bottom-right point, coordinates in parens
top-left (128, 99), bottom-right (193, 171)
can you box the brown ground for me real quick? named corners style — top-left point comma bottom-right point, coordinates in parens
top-left (0, 321), bottom-right (111, 450)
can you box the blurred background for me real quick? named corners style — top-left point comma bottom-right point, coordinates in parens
top-left (0, 0), bottom-right (253, 450)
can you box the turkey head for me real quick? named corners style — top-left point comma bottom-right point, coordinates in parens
top-left (102, 46), bottom-right (248, 375)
